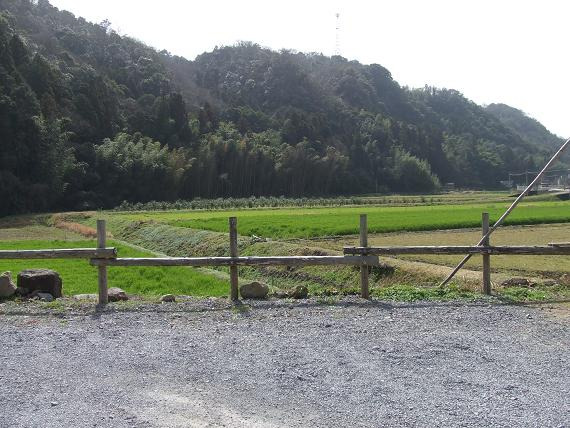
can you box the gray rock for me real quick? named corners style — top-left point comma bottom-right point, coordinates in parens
top-left (17, 269), bottom-right (62, 298)
top-left (501, 277), bottom-right (531, 287)
top-left (160, 294), bottom-right (176, 303)
top-left (29, 291), bottom-right (54, 302)
top-left (107, 287), bottom-right (128, 302)
top-left (542, 280), bottom-right (558, 287)
top-left (290, 285), bottom-right (308, 299)
top-left (239, 281), bottom-right (269, 299)
top-left (0, 271), bottom-right (16, 298)
top-left (73, 294), bottom-right (98, 300)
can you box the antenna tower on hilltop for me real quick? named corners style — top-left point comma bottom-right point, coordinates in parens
top-left (335, 12), bottom-right (341, 56)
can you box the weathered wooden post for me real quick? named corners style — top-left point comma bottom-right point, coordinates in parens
top-left (97, 219), bottom-right (108, 305)
top-left (360, 214), bottom-right (370, 298)
top-left (482, 212), bottom-right (491, 295)
top-left (229, 217), bottom-right (239, 300)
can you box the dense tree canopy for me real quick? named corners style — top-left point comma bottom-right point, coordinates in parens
top-left (0, 0), bottom-right (564, 216)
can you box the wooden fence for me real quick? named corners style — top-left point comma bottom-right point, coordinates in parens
top-left (2, 214), bottom-right (569, 305)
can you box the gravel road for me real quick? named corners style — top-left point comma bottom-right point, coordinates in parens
top-left (0, 298), bottom-right (568, 428)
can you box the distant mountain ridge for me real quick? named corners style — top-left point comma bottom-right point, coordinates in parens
top-left (0, 0), bottom-right (562, 215)
top-left (486, 103), bottom-right (563, 149)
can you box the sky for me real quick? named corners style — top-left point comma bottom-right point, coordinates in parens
top-left (49, 0), bottom-right (570, 138)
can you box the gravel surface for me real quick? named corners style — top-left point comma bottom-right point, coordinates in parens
top-left (0, 298), bottom-right (568, 427)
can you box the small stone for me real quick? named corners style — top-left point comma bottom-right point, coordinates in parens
top-left (526, 314), bottom-right (533, 319)
top-left (542, 280), bottom-right (557, 287)
top-left (239, 281), bottom-right (269, 299)
top-left (160, 294), bottom-right (176, 303)
top-left (290, 285), bottom-right (308, 299)
top-left (108, 287), bottom-right (128, 302)
top-left (73, 294), bottom-right (98, 300)
top-left (32, 292), bottom-right (54, 302)
top-left (50, 401), bottom-right (58, 407)
top-left (0, 271), bottom-right (16, 298)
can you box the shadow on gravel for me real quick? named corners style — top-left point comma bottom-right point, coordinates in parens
top-left (6, 296), bottom-right (570, 318)
top-left (1, 296), bottom-right (569, 319)
top-left (494, 295), bottom-right (570, 306)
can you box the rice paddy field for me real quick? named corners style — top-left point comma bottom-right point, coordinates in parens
top-left (1, 191), bottom-right (570, 301)
top-left (312, 223), bottom-right (570, 275)
top-left (109, 199), bottom-right (570, 238)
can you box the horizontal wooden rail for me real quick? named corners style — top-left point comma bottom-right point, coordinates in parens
top-left (90, 255), bottom-right (379, 267)
top-left (548, 242), bottom-right (570, 247)
top-left (0, 248), bottom-right (117, 259)
top-left (344, 245), bottom-right (570, 256)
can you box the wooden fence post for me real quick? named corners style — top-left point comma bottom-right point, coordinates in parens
top-left (482, 212), bottom-right (491, 295)
top-left (360, 214), bottom-right (370, 299)
top-left (229, 217), bottom-right (239, 300)
top-left (97, 219), bottom-right (108, 305)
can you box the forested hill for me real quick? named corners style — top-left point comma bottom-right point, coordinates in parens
top-left (486, 103), bottom-right (564, 150)
top-left (0, 0), bottom-right (559, 216)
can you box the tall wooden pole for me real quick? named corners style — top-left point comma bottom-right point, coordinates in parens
top-left (229, 217), bottom-right (239, 300)
top-left (440, 136), bottom-right (570, 286)
top-left (360, 214), bottom-right (369, 298)
top-left (481, 212), bottom-right (491, 295)
top-left (97, 220), bottom-right (108, 305)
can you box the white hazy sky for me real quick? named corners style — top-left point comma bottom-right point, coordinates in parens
top-left (49, 0), bottom-right (569, 138)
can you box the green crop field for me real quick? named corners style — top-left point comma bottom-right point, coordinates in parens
top-left (0, 240), bottom-right (228, 297)
top-left (108, 200), bottom-right (570, 238)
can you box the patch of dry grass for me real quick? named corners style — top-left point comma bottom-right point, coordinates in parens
top-left (309, 223), bottom-right (570, 278)
top-left (51, 213), bottom-right (99, 238)
top-left (0, 225), bottom-right (86, 241)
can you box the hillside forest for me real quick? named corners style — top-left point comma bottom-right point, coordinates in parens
top-left (0, 0), bottom-right (564, 216)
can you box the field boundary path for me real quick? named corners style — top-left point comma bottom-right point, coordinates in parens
top-left (1, 298), bottom-right (568, 427)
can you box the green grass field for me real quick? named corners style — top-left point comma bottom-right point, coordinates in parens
top-left (0, 240), bottom-right (228, 297)
top-left (2, 191), bottom-right (570, 302)
top-left (108, 200), bottom-right (570, 238)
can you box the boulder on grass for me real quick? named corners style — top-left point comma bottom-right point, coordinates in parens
top-left (239, 281), bottom-right (269, 299)
top-left (17, 269), bottom-right (62, 298)
top-left (290, 285), bottom-right (308, 299)
top-left (0, 272), bottom-right (16, 298)
top-left (108, 287), bottom-right (128, 302)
